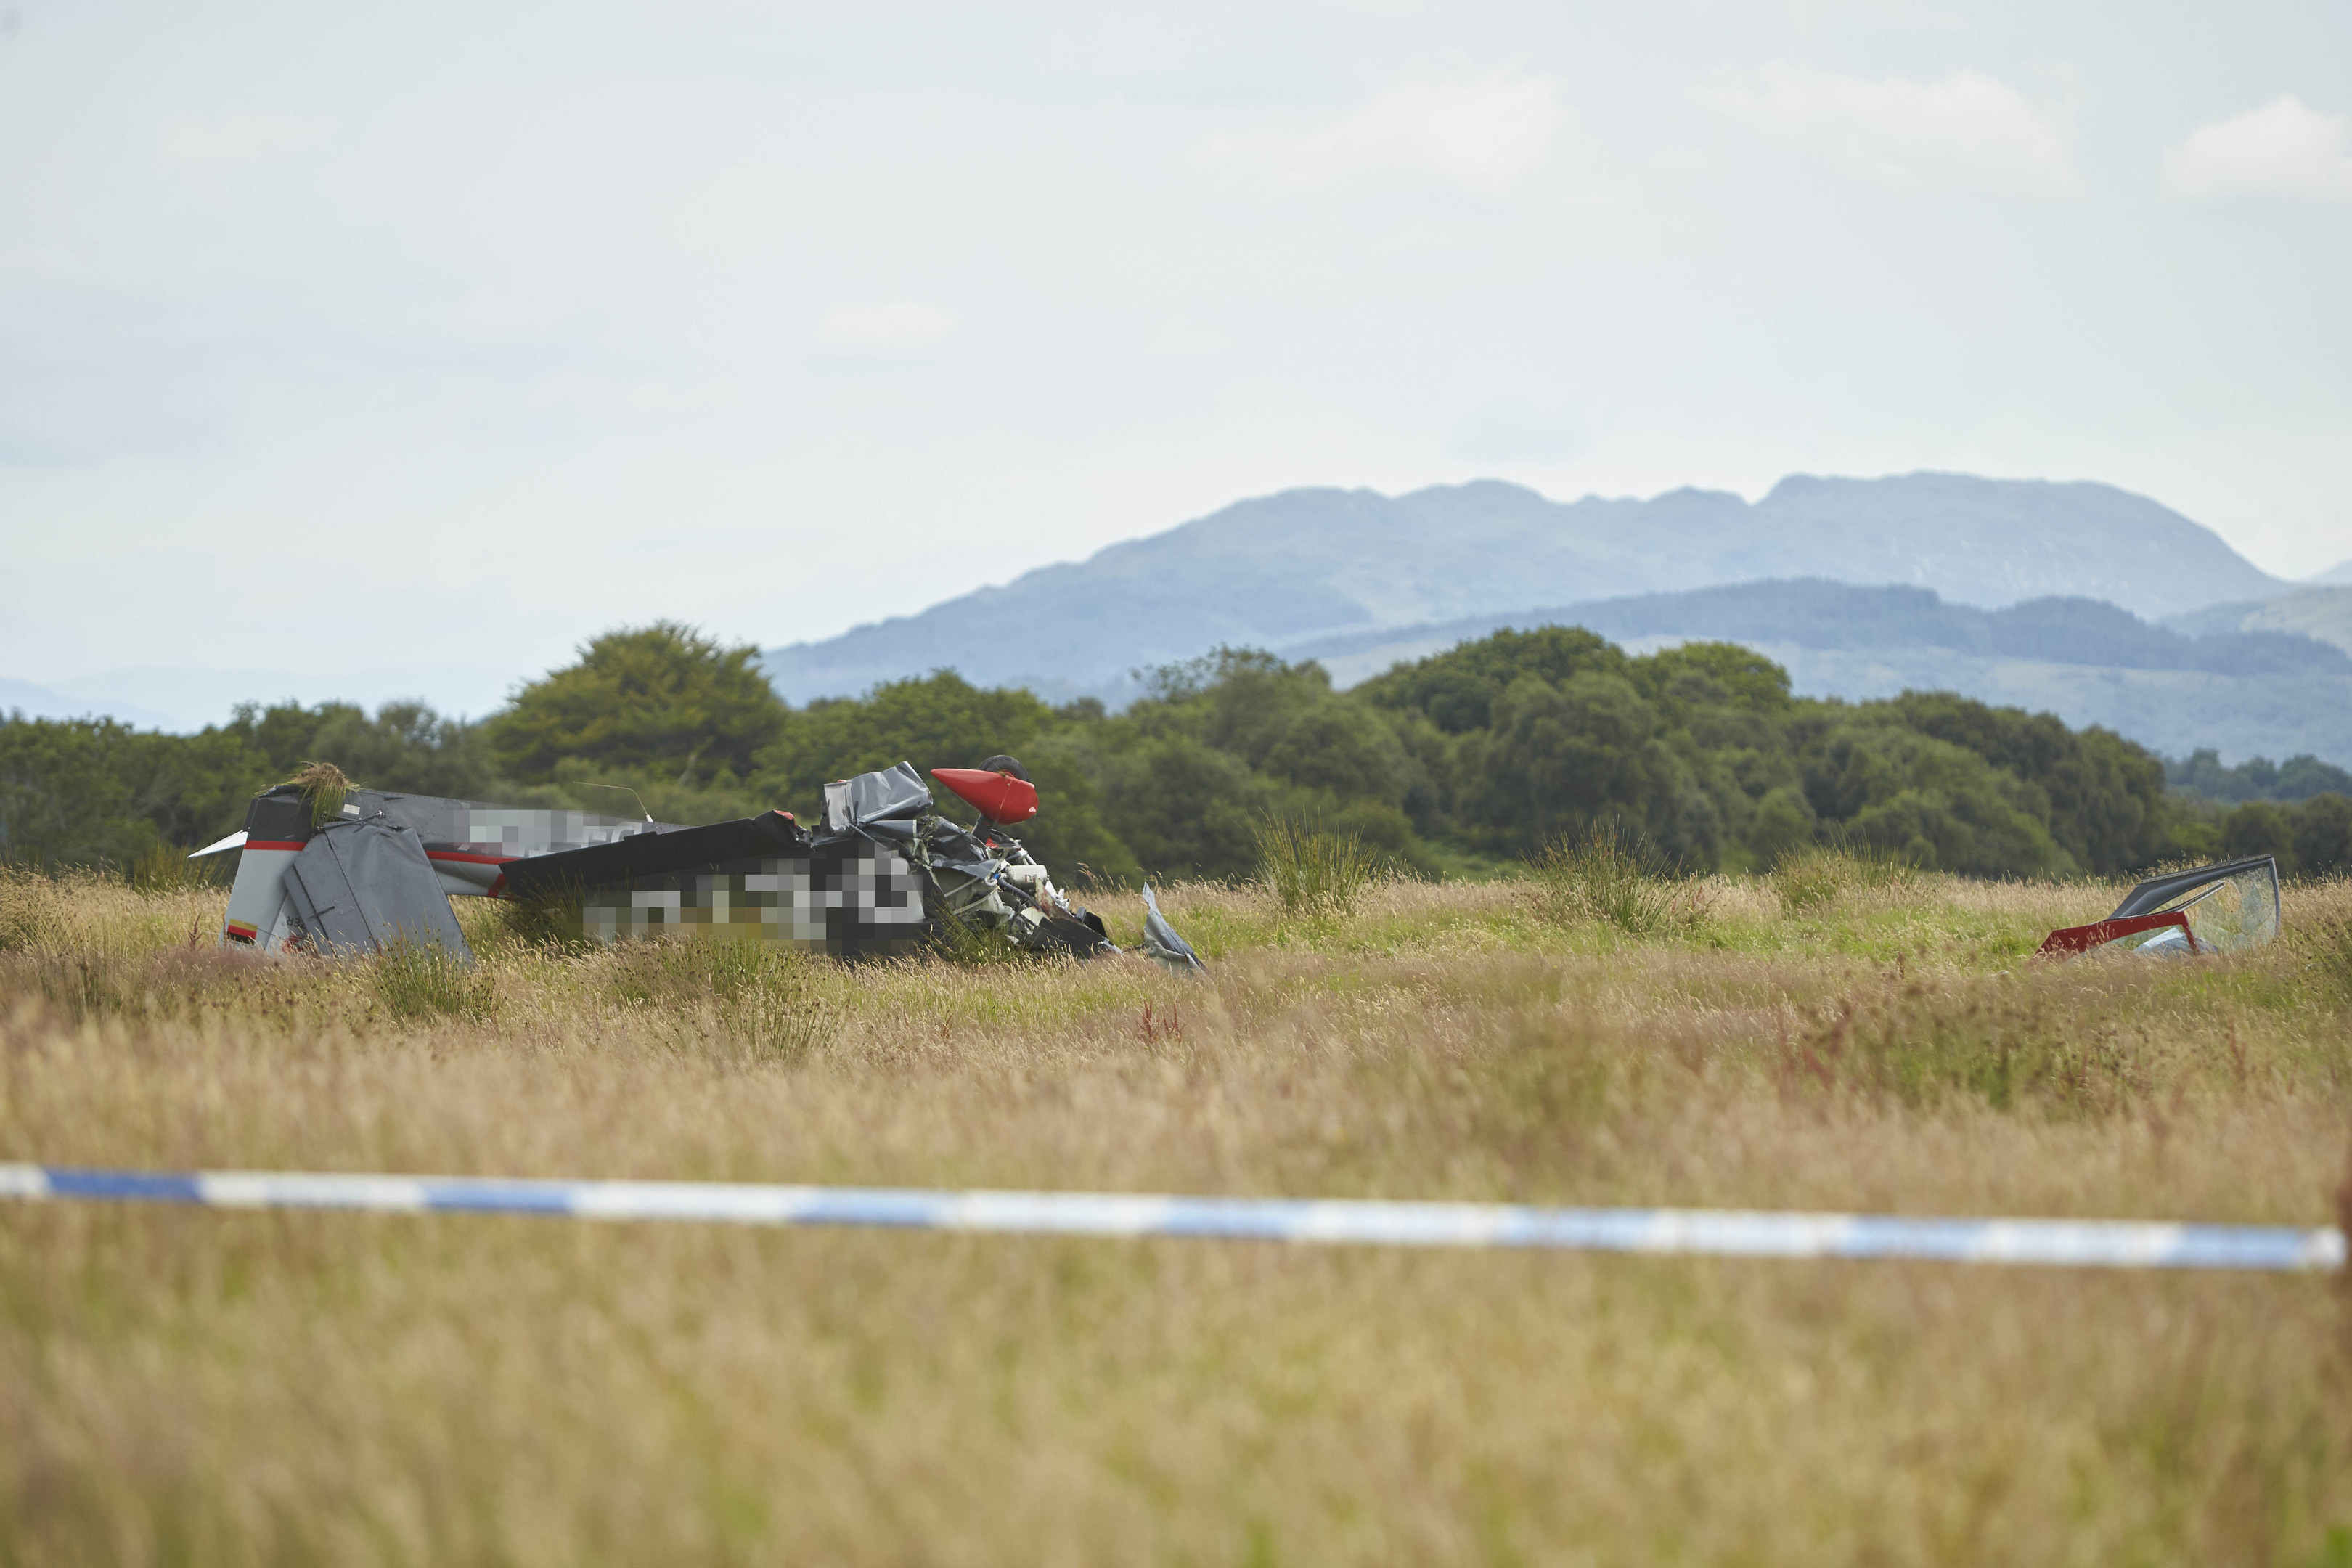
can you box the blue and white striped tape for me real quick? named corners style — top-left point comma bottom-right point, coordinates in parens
top-left (0, 1164), bottom-right (2340, 1272)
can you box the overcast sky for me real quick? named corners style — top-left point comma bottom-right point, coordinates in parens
top-left (4, 1), bottom-right (2349, 718)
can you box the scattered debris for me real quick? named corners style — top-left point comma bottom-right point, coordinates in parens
top-left (2038, 856), bottom-right (2282, 959)
top-left (1138, 883), bottom-right (1206, 975)
top-left (205, 760), bottom-right (1204, 971)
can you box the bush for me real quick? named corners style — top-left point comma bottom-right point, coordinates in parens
top-left (1769, 844), bottom-right (1918, 915)
top-left (1746, 785), bottom-right (1816, 868)
top-left (1255, 814), bottom-right (1382, 921)
top-left (1530, 822), bottom-right (1711, 936)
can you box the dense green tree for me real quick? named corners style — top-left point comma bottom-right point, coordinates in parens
top-left (1799, 719), bottom-right (2070, 876)
top-left (0, 718), bottom-right (171, 867)
top-left (754, 671), bottom-right (1137, 881)
top-left (224, 700), bottom-right (495, 800)
top-left (1632, 641), bottom-right (1794, 719)
top-left (1091, 734), bottom-right (1267, 880)
top-left (1747, 784), bottom-right (1816, 867)
top-left (2221, 800), bottom-right (2298, 873)
top-left (1889, 693), bottom-right (2171, 873)
top-left (486, 623), bottom-right (785, 785)
top-left (756, 672), bottom-right (1053, 812)
top-left (25, 617), bottom-right (2342, 889)
top-left (1357, 626), bottom-right (1626, 735)
top-left (1175, 655), bottom-right (1423, 811)
top-left (1105, 649), bottom-right (1442, 873)
top-left (2289, 794), bottom-right (2352, 877)
top-left (2169, 748), bottom-right (2352, 804)
top-left (0, 701), bottom-right (492, 869)
top-left (2287, 799), bottom-right (2345, 875)
top-left (1458, 672), bottom-right (1704, 858)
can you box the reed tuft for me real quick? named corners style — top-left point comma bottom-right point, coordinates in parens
top-left (1254, 813), bottom-right (1383, 921)
top-left (1530, 821), bottom-right (1712, 935)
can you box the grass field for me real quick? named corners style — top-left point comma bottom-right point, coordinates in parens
top-left (2, 862), bottom-right (2350, 1565)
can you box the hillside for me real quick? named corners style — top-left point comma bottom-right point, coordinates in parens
top-left (760, 473), bottom-right (2287, 704)
top-left (0, 677), bottom-right (179, 732)
top-left (2163, 584), bottom-right (2352, 656)
top-left (1291, 580), bottom-right (2352, 768)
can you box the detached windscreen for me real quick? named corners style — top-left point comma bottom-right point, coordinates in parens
top-left (2138, 862), bottom-right (2281, 955)
top-left (2038, 856), bottom-right (2282, 959)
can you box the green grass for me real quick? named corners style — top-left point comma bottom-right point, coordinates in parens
top-left (1529, 821), bottom-right (1714, 936)
top-left (0, 867), bottom-right (2348, 1563)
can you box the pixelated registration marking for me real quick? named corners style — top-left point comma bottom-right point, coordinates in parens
top-left (581, 848), bottom-right (931, 952)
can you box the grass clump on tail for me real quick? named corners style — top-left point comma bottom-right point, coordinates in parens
top-left (287, 761), bottom-right (354, 825)
top-left (1530, 821), bottom-right (1712, 936)
top-left (1254, 814), bottom-right (1383, 923)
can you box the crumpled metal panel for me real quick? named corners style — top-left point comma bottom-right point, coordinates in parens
top-left (823, 762), bottom-right (931, 835)
top-left (281, 818), bottom-right (475, 963)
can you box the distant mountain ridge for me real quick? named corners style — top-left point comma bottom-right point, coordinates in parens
top-left (0, 677), bottom-right (179, 732)
top-left (2163, 584), bottom-right (2352, 658)
top-left (760, 473), bottom-right (2288, 704)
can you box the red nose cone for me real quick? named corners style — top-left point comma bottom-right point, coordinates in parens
top-left (929, 767), bottom-right (1039, 825)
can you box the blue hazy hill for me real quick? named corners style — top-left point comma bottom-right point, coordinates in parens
top-left (760, 473), bottom-right (2287, 705)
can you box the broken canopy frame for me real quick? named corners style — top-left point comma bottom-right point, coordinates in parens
top-left (2038, 856), bottom-right (2282, 959)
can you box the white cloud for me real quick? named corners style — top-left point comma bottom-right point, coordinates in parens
top-left (813, 301), bottom-right (957, 360)
top-left (158, 109), bottom-right (309, 167)
top-left (1294, 74), bottom-right (1563, 194)
top-left (1696, 62), bottom-right (2078, 196)
top-left (2165, 95), bottom-right (2352, 200)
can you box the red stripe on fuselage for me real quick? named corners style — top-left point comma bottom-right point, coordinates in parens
top-left (425, 850), bottom-right (520, 865)
top-left (245, 839), bottom-right (306, 852)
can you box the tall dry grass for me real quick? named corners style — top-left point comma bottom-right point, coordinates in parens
top-left (0, 863), bottom-right (2349, 1563)
top-left (1253, 813), bottom-right (1384, 922)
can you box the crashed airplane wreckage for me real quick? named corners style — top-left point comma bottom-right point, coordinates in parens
top-left (194, 761), bottom-right (1206, 974)
top-left (2038, 855), bottom-right (2282, 959)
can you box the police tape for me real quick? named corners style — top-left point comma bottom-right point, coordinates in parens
top-left (3, 1164), bottom-right (2342, 1271)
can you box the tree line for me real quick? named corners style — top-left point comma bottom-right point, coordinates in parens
top-left (7, 621), bottom-right (2350, 882)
